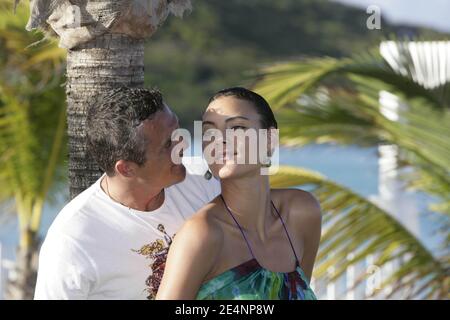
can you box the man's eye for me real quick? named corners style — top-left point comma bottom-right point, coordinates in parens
top-left (231, 126), bottom-right (246, 130)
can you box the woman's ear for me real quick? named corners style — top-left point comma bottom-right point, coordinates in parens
top-left (267, 126), bottom-right (279, 157)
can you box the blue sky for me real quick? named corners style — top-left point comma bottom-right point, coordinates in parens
top-left (333, 0), bottom-right (450, 32)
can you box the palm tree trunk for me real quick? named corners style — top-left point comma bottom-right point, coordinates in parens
top-left (5, 229), bottom-right (39, 300)
top-left (66, 34), bottom-right (144, 198)
top-left (21, 0), bottom-right (192, 197)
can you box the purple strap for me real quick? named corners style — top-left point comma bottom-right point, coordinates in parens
top-left (220, 194), bottom-right (300, 265)
top-left (271, 201), bottom-right (300, 265)
top-left (220, 195), bottom-right (256, 259)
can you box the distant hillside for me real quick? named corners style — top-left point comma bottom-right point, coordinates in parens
top-left (145, 0), bottom-right (446, 128)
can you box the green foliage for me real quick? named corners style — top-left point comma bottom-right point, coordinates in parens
top-left (145, 0), bottom-right (443, 129)
top-left (255, 51), bottom-right (450, 215)
top-left (271, 166), bottom-right (449, 299)
top-left (0, 0), bottom-right (67, 243)
top-left (257, 43), bottom-right (450, 298)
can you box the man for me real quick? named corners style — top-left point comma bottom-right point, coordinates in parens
top-left (34, 87), bottom-right (220, 299)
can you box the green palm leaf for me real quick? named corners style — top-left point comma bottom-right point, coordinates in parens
top-left (0, 0), bottom-right (67, 247)
top-left (254, 50), bottom-right (447, 111)
top-left (272, 76), bottom-right (450, 215)
top-left (270, 166), bottom-right (449, 299)
top-left (256, 42), bottom-right (450, 298)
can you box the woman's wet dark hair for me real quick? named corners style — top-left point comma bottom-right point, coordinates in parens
top-left (208, 87), bottom-right (278, 129)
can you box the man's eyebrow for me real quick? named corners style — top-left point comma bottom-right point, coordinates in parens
top-left (160, 116), bottom-right (179, 148)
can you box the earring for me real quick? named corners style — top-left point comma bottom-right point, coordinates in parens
top-left (204, 169), bottom-right (213, 180)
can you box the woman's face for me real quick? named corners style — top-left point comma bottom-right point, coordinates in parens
top-left (202, 96), bottom-right (274, 180)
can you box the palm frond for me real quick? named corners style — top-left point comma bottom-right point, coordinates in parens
top-left (270, 166), bottom-right (449, 299)
top-left (0, 0), bottom-right (67, 247)
top-left (255, 42), bottom-right (450, 216)
top-left (254, 49), bottom-right (447, 112)
top-left (0, 85), bottom-right (67, 233)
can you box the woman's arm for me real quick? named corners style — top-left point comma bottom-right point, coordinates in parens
top-left (288, 189), bottom-right (322, 282)
top-left (156, 212), bottom-right (223, 300)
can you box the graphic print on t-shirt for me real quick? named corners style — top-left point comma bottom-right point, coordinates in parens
top-left (132, 224), bottom-right (175, 299)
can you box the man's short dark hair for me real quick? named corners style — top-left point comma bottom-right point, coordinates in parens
top-left (86, 87), bottom-right (164, 175)
top-left (209, 87), bottom-right (278, 129)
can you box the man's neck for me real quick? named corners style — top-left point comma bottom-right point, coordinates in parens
top-left (100, 175), bottom-right (165, 212)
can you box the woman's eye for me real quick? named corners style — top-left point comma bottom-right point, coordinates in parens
top-left (202, 129), bottom-right (215, 137)
top-left (231, 126), bottom-right (246, 130)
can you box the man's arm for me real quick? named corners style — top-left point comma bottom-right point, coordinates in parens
top-left (34, 233), bottom-right (97, 300)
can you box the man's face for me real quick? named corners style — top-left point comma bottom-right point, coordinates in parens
top-left (132, 104), bottom-right (186, 189)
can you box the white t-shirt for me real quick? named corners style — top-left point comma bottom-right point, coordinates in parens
top-left (34, 160), bottom-right (221, 300)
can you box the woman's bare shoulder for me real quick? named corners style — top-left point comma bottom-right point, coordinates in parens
top-left (177, 199), bottom-right (225, 248)
top-left (271, 188), bottom-right (322, 229)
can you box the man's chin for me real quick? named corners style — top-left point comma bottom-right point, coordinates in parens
top-left (171, 163), bottom-right (186, 183)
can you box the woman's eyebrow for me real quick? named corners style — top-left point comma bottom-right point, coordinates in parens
top-left (225, 116), bottom-right (250, 122)
top-left (202, 116), bottom-right (250, 126)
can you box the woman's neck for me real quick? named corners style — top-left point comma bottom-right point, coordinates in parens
top-left (220, 174), bottom-right (273, 242)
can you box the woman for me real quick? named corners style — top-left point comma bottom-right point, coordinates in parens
top-left (156, 87), bottom-right (321, 300)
